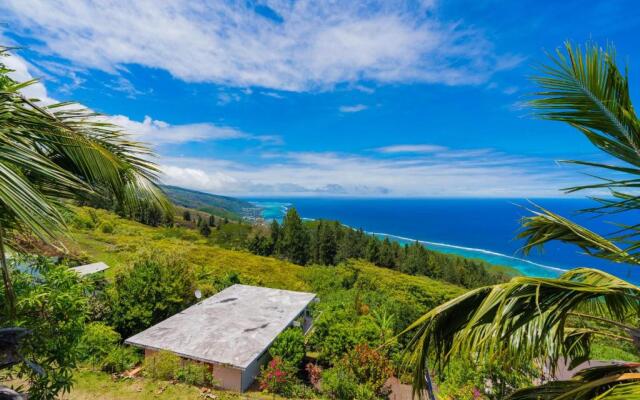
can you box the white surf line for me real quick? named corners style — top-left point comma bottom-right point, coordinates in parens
top-left (370, 231), bottom-right (567, 273)
top-left (263, 207), bottom-right (567, 274)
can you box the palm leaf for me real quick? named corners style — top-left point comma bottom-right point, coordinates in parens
top-left (517, 204), bottom-right (638, 264)
top-left (403, 268), bottom-right (640, 397)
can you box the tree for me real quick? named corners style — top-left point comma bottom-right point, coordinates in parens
top-left (0, 257), bottom-right (88, 399)
top-left (208, 215), bottom-right (216, 227)
top-left (109, 251), bottom-right (195, 337)
top-left (0, 48), bottom-right (170, 317)
top-left (183, 210), bottom-right (191, 221)
top-left (365, 237), bottom-right (380, 264)
top-left (280, 208), bottom-right (310, 265)
top-left (318, 221), bottom-right (338, 265)
top-left (270, 219), bottom-right (282, 254)
top-left (199, 221), bottom-right (211, 237)
top-left (406, 42), bottom-right (640, 399)
top-left (269, 327), bottom-right (306, 367)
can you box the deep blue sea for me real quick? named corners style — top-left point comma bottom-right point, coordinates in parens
top-left (246, 198), bottom-right (640, 284)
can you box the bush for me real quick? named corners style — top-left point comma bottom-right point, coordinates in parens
top-left (100, 222), bottom-right (115, 233)
top-left (77, 322), bottom-right (121, 367)
top-left (258, 356), bottom-right (297, 396)
top-left (176, 361), bottom-right (216, 387)
top-left (322, 365), bottom-right (380, 400)
top-left (321, 365), bottom-right (359, 399)
top-left (306, 362), bottom-right (322, 386)
top-left (143, 350), bottom-right (181, 381)
top-left (1, 258), bottom-right (88, 399)
top-left (269, 327), bottom-right (306, 367)
top-left (109, 250), bottom-right (196, 337)
top-left (101, 346), bottom-right (141, 374)
top-left (341, 344), bottom-right (392, 396)
top-left (436, 357), bottom-right (538, 400)
top-left (143, 350), bottom-right (214, 386)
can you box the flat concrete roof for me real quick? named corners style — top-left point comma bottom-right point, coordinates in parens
top-left (70, 262), bottom-right (110, 276)
top-left (125, 284), bottom-right (316, 369)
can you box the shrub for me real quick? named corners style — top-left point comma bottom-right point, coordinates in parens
top-left (109, 250), bottom-right (196, 337)
top-left (143, 350), bottom-right (214, 386)
top-left (269, 327), bottom-right (306, 367)
top-left (341, 343), bottom-right (392, 396)
top-left (322, 365), bottom-right (381, 400)
top-left (306, 362), bottom-right (322, 386)
top-left (100, 346), bottom-right (141, 374)
top-left (77, 322), bottom-right (121, 367)
top-left (321, 365), bottom-right (359, 399)
top-left (143, 350), bottom-right (181, 380)
top-left (176, 361), bottom-right (216, 387)
top-left (100, 222), bottom-right (115, 233)
top-left (436, 357), bottom-right (538, 400)
top-left (258, 356), bottom-right (297, 396)
top-left (2, 258), bottom-right (88, 399)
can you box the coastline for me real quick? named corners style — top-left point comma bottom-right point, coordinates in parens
top-left (250, 200), bottom-right (564, 278)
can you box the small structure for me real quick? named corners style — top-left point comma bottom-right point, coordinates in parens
top-left (70, 262), bottom-right (110, 276)
top-left (125, 284), bottom-right (316, 392)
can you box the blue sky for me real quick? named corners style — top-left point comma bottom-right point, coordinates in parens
top-left (1, 0), bottom-right (638, 197)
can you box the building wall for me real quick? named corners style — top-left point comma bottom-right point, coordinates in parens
top-left (242, 349), bottom-right (271, 392)
top-left (211, 363), bottom-right (242, 392)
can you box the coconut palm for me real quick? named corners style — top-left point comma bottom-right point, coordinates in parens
top-left (405, 42), bottom-right (640, 399)
top-left (0, 48), bottom-right (171, 317)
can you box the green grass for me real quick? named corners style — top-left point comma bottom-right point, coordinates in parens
top-left (591, 339), bottom-right (640, 362)
top-left (63, 370), bottom-right (280, 400)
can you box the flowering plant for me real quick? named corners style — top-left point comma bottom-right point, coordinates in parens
top-left (258, 356), bottom-right (295, 394)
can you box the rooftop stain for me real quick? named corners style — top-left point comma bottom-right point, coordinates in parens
top-left (244, 323), bottom-right (269, 332)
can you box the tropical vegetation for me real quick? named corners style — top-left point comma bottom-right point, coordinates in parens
top-left (405, 42), bottom-right (640, 399)
top-left (0, 46), bottom-right (170, 399)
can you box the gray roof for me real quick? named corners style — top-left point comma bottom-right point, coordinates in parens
top-left (70, 262), bottom-right (110, 276)
top-left (125, 284), bottom-right (316, 369)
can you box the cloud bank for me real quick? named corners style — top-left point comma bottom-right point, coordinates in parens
top-left (3, 50), bottom-right (576, 197)
top-left (2, 0), bottom-right (521, 91)
top-left (159, 149), bottom-right (578, 197)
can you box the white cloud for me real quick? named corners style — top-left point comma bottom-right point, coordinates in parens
top-left (339, 104), bottom-right (368, 113)
top-left (3, 52), bottom-right (57, 105)
top-left (158, 148), bottom-right (580, 197)
top-left (261, 91), bottom-right (285, 99)
top-left (105, 76), bottom-right (147, 98)
top-left (2, 0), bottom-right (522, 91)
top-left (3, 50), bottom-right (278, 147)
top-left (161, 165), bottom-right (237, 191)
top-left (376, 144), bottom-right (448, 153)
top-left (105, 115), bottom-right (252, 145)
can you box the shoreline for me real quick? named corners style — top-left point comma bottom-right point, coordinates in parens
top-left (250, 200), bottom-right (565, 278)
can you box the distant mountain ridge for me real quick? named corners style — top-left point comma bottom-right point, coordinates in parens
top-left (160, 185), bottom-right (259, 219)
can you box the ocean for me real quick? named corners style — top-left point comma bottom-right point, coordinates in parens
top-left (247, 197), bottom-right (640, 284)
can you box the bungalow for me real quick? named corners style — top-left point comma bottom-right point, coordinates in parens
top-left (125, 284), bottom-right (317, 392)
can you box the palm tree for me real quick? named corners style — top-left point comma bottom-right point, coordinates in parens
top-left (405, 42), bottom-right (640, 399)
top-left (0, 48), bottom-right (171, 317)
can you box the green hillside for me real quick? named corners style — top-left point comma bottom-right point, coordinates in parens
top-left (66, 206), bottom-right (463, 303)
top-left (161, 185), bottom-right (259, 219)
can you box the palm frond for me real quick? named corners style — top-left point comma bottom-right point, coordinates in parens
top-left (517, 205), bottom-right (638, 264)
top-left (508, 364), bottom-right (640, 400)
top-left (529, 42), bottom-right (640, 217)
top-left (531, 42), bottom-right (639, 156)
top-left (404, 269), bottom-right (640, 397)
